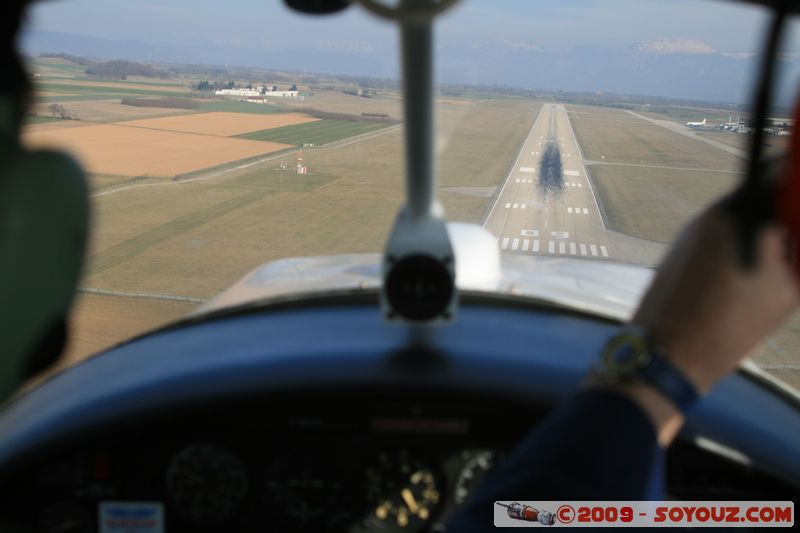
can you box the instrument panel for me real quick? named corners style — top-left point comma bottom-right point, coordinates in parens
top-left (12, 395), bottom-right (532, 533)
top-left (7, 392), bottom-right (788, 533)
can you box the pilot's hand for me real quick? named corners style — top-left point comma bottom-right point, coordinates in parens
top-left (633, 202), bottom-right (799, 393)
top-left (612, 200), bottom-right (800, 445)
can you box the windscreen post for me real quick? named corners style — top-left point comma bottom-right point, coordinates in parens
top-left (371, 0), bottom-right (460, 325)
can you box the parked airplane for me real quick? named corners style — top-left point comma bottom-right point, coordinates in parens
top-left (686, 118), bottom-right (708, 128)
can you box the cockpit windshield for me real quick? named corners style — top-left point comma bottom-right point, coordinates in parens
top-left (19, 0), bottom-right (800, 393)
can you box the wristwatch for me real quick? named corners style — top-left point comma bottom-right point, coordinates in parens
top-left (596, 325), bottom-right (700, 413)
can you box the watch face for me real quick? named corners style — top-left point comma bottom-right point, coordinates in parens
top-left (602, 333), bottom-right (651, 377)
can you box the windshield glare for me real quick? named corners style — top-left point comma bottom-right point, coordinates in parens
top-left (17, 0), bottom-right (800, 392)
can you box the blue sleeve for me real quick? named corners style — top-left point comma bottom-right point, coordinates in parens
top-left (447, 389), bottom-right (666, 531)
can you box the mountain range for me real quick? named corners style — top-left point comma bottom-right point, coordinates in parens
top-left (21, 31), bottom-right (800, 105)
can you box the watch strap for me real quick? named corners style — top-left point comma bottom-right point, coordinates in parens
top-left (638, 345), bottom-right (700, 412)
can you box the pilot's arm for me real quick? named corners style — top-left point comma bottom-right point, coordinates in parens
top-left (449, 203), bottom-right (799, 529)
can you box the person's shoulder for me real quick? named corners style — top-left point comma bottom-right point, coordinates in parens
top-left (5, 147), bottom-right (88, 207)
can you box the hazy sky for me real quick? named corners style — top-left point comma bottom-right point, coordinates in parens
top-left (26, 0), bottom-right (789, 56)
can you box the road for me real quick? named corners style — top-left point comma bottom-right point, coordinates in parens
top-left (484, 104), bottom-right (614, 260)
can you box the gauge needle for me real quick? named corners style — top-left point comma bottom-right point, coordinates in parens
top-left (401, 488), bottom-right (419, 513)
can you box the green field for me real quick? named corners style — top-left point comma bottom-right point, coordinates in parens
top-left (198, 100), bottom-right (285, 114)
top-left (24, 115), bottom-right (62, 125)
top-left (88, 173), bottom-right (156, 191)
top-left (38, 94), bottom-right (124, 103)
top-left (644, 105), bottom-right (734, 124)
top-left (32, 60), bottom-right (86, 74)
top-left (39, 82), bottom-right (191, 99)
top-left (238, 119), bottom-right (389, 145)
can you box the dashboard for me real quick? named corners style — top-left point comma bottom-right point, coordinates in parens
top-left (6, 394), bottom-right (539, 533)
top-left (3, 392), bottom-right (797, 533)
top-left (1, 297), bottom-right (799, 532)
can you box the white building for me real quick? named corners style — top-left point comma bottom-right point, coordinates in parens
top-left (214, 87), bottom-right (300, 98)
top-left (214, 88), bottom-right (263, 97)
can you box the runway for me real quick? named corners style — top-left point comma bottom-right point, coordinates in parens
top-left (484, 104), bottom-right (613, 260)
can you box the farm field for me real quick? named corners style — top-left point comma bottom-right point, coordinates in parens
top-left (48, 79), bottom-right (192, 93)
top-left (287, 90), bottom-right (402, 119)
top-left (23, 123), bottom-right (292, 176)
top-left (238, 119), bottom-right (390, 145)
top-left (198, 100), bottom-right (285, 114)
top-left (31, 99), bottom-right (196, 123)
top-left (122, 111), bottom-right (319, 136)
top-left (38, 82), bottom-right (193, 99)
top-left (54, 97), bottom-right (532, 364)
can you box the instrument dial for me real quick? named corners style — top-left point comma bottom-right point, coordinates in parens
top-left (453, 449), bottom-right (496, 505)
top-left (263, 455), bottom-right (351, 529)
top-left (166, 444), bottom-right (248, 524)
top-left (360, 449), bottom-right (441, 531)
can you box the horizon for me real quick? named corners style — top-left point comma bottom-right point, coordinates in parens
top-left (20, 0), bottom-right (800, 105)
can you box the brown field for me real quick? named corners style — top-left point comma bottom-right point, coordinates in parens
top-left (121, 111), bottom-right (320, 136)
top-left (23, 123), bottom-right (292, 176)
top-left (31, 99), bottom-right (195, 123)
